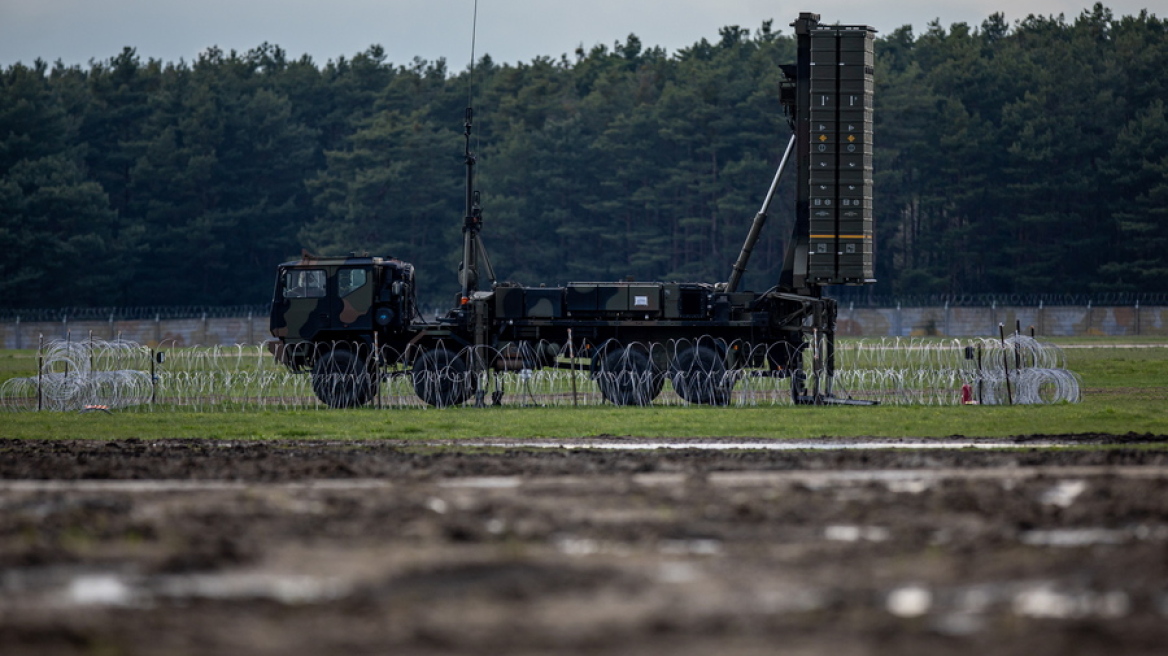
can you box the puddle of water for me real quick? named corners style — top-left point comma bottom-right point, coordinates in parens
top-left (469, 441), bottom-right (1029, 451)
top-left (117, 573), bottom-right (344, 606)
top-left (556, 537), bottom-right (600, 556)
top-left (1020, 528), bottom-right (1127, 547)
top-left (658, 538), bottom-right (723, 556)
top-left (1013, 585), bottom-right (1130, 619)
top-left (1019, 525), bottom-right (1168, 547)
top-left (630, 472), bottom-right (688, 487)
top-left (887, 585), bottom-right (932, 618)
top-left (1040, 480), bottom-right (1087, 507)
top-left (154, 573), bottom-right (349, 604)
top-left (437, 476), bottom-right (522, 489)
top-left (68, 574), bottom-right (135, 606)
top-left (9, 569), bottom-right (353, 609)
top-left (708, 469), bottom-right (960, 489)
top-left (884, 581), bottom-right (1135, 624)
top-left (554, 536), bottom-right (632, 557)
top-left (886, 479), bottom-right (932, 494)
top-left (824, 525), bottom-right (890, 543)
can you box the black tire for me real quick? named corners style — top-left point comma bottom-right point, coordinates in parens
top-left (670, 345), bottom-right (732, 405)
top-left (595, 346), bottom-right (663, 406)
top-left (311, 348), bottom-right (377, 408)
top-left (411, 348), bottom-right (474, 408)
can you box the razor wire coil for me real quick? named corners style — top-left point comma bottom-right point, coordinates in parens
top-left (0, 335), bottom-right (1080, 411)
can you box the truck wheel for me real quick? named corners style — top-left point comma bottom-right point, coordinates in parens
top-left (311, 348), bottom-right (377, 408)
top-left (670, 345), bottom-right (732, 405)
top-left (596, 346), bottom-right (662, 406)
top-left (412, 348), bottom-right (474, 408)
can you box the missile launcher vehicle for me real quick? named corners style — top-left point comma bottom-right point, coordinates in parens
top-left (269, 13), bottom-right (876, 409)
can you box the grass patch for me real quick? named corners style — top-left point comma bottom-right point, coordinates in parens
top-left (0, 350), bottom-right (37, 385)
top-left (2, 399), bottom-right (1165, 441)
top-left (1063, 345), bottom-right (1168, 389)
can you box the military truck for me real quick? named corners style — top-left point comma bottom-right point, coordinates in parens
top-left (269, 13), bottom-right (876, 409)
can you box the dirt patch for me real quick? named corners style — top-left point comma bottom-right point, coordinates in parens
top-left (2, 437), bottom-right (1168, 655)
top-left (3, 435), bottom-right (1168, 481)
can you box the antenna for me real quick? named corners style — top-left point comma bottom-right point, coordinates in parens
top-left (459, 0), bottom-right (495, 302)
top-left (468, 0), bottom-right (478, 108)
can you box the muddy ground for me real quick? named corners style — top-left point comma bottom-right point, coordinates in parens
top-left (2, 436), bottom-right (1168, 655)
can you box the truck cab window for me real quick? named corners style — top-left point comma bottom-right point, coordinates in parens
top-left (337, 268), bottom-right (368, 298)
top-left (283, 269), bottom-right (326, 299)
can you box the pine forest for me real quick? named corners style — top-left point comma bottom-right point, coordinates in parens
top-left (1, 4), bottom-right (1165, 311)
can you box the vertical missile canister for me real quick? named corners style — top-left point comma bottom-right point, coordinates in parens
top-left (795, 14), bottom-right (876, 285)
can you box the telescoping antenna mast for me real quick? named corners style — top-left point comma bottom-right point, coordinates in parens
top-left (459, 0), bottom-right (496, 304)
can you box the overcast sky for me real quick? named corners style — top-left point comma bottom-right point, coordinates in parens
top-left (0, 1), bottom-right (1158, 69)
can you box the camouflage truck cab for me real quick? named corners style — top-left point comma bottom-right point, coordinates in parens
top-left (269, 253), bottom-right (416, 407)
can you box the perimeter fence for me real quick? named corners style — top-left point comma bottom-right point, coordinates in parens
top-left (0, 334), bottom-right (1079, 412)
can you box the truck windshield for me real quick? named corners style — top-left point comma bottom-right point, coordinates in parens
top-left (283, 269), bottom-right (326, 299)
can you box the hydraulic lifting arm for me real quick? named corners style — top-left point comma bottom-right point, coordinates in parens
top-left (726, 134), bottom-right (797, 293)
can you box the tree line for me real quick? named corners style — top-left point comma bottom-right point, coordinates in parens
top-left (1, 3), bottom-right (1165, 311)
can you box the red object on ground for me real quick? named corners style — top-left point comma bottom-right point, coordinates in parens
top-left (960, 384), bottom-right (977, 405)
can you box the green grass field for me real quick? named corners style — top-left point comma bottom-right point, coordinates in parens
top-left (1, 338), bottom-right (1165, 441)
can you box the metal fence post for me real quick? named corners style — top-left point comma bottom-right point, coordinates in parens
top-left (37, 334), bottom-right (43, 412)
top-left (150, 347), bottom-right (157, 406)
top-left (999, 323), bottom-right (1013, 405)
top-left (568, 328), bottom-right (578, 407)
